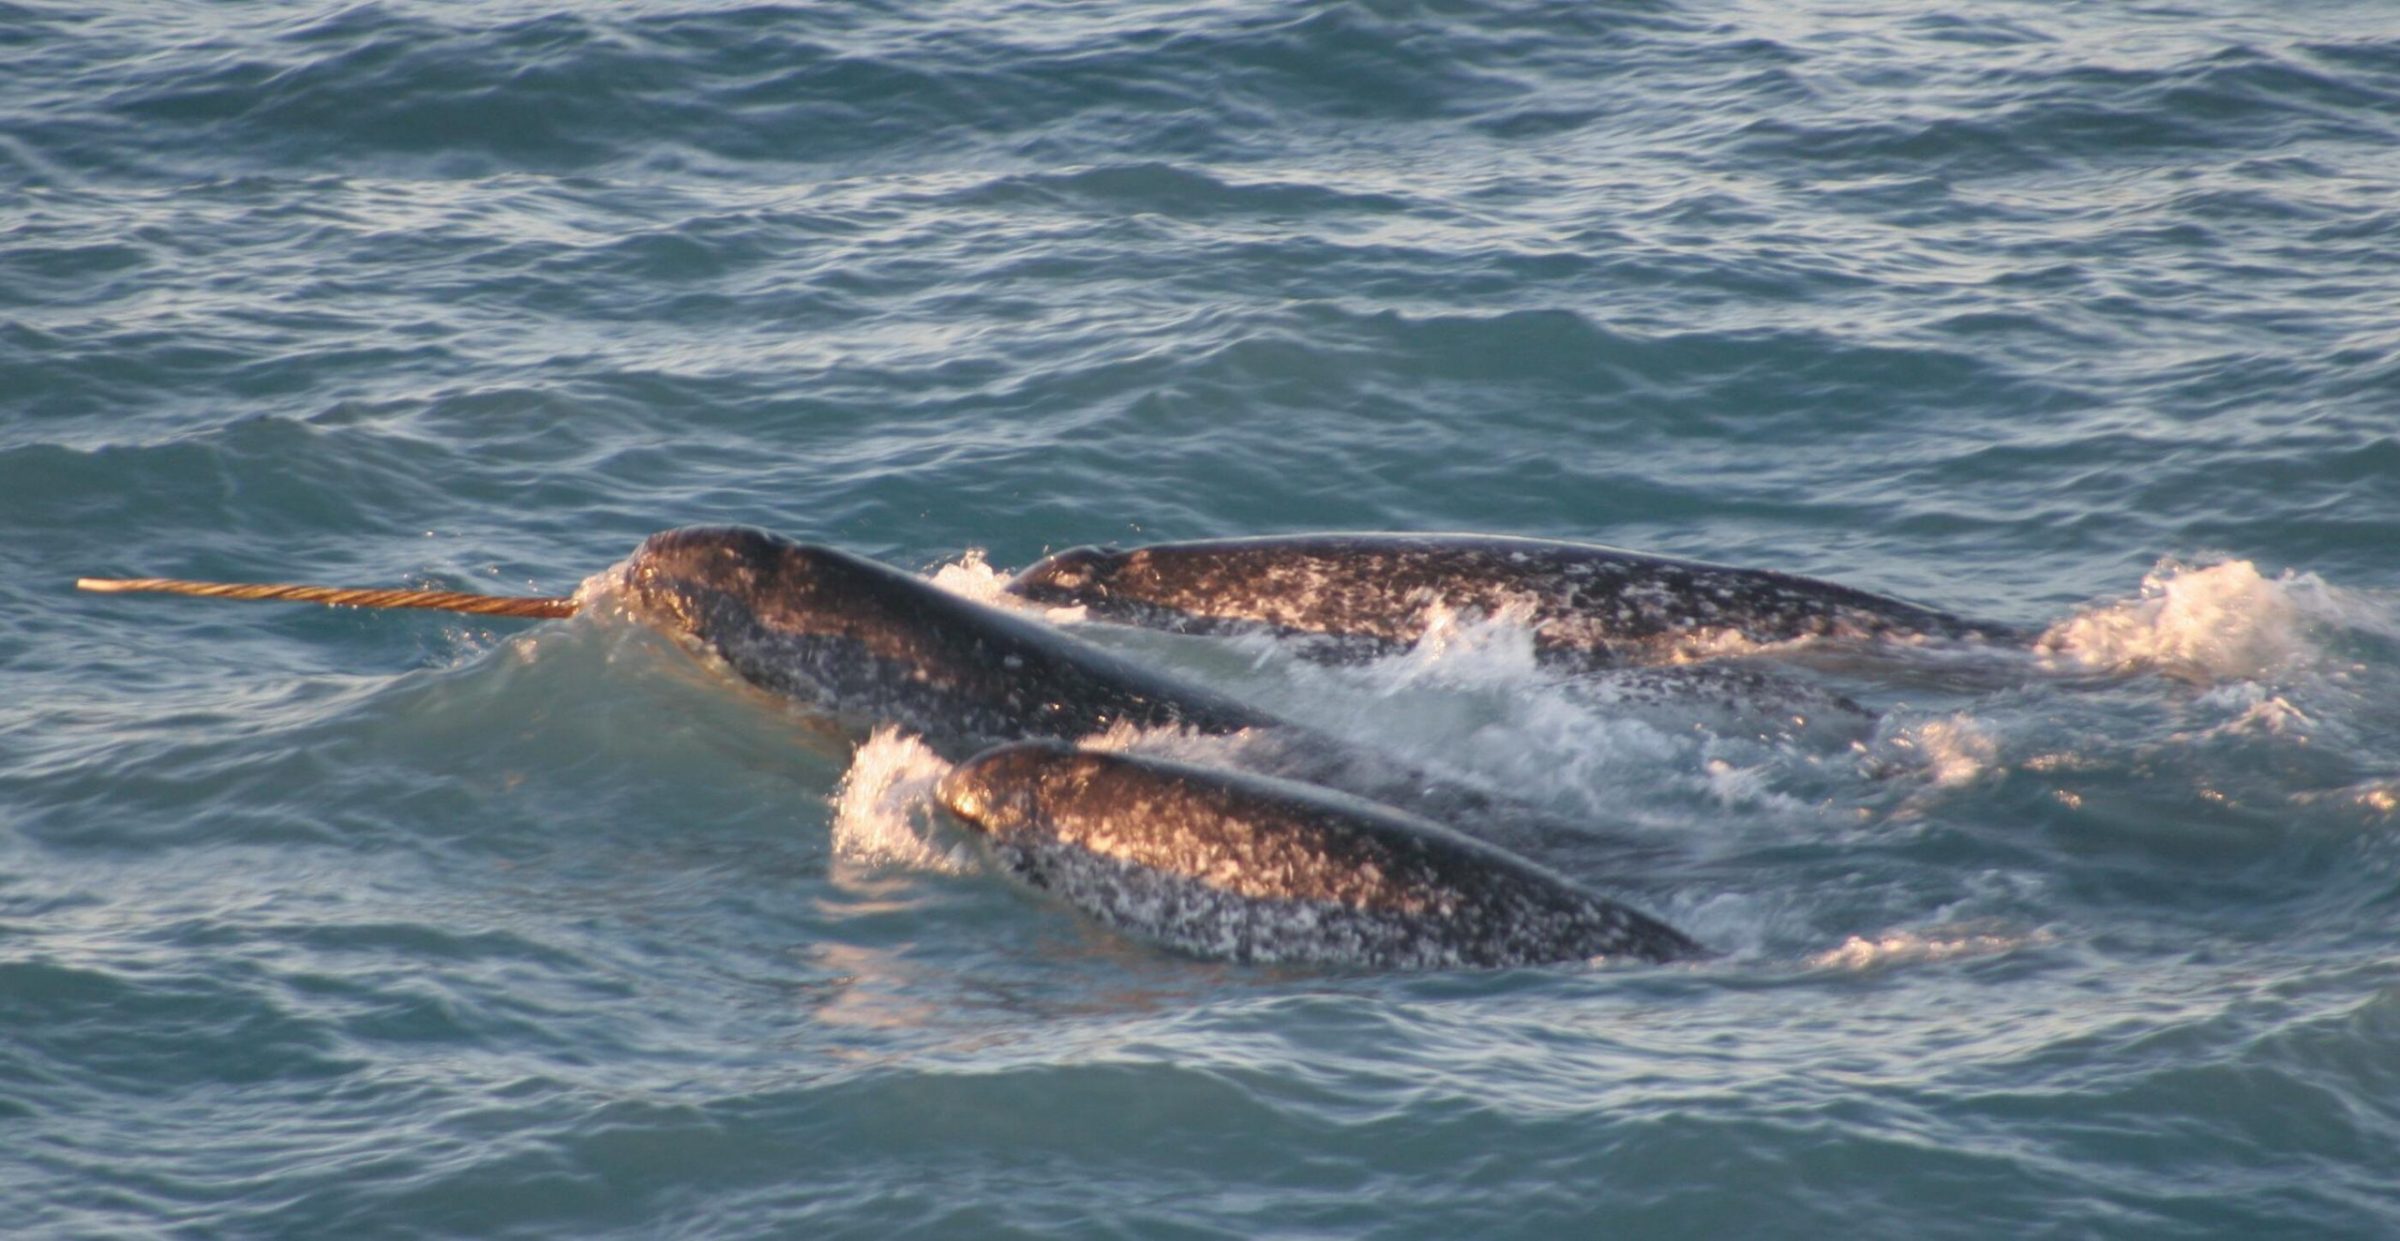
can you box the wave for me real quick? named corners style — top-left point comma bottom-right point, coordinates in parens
top-left (2038, 556), bottom-right (2391, 682)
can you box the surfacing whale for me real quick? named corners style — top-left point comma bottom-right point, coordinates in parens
top-left (610, 527), bottom-right (1647, 857)
top-left (611, 525), bottom-right (1275, 758)
top-left (938, 741), bottom-right (1703, 969)
top-left (1008, 532), bottom-right (2024, 666)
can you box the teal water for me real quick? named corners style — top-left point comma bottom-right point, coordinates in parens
top-left (7, 1), bottom-right (2400, 1236)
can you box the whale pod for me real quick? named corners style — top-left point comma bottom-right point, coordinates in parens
top-left (613, 527), bottom-right (1673, 859)
top-left (937, 741), bottom-right (1704, 969)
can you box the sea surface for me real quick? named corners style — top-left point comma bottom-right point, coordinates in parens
top-left (7, 1), bottom-right (2400, 1236)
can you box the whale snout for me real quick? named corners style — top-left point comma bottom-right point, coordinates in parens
top-left (933, 764), bottom-right (990, 823)
top-left (612, 526), bottom-right (817, 637)
top-left (937, 740), bottom-right (1077, 834)
top-left (1006, 544), bottom-right (1124, 601)
top-left (618, 526), bottom-right (895, 635)
top-left (628, 526), bottom-right (796, 586)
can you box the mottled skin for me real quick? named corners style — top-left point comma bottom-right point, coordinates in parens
top-left (1008, 533), bottom-right (2024, 666)
top-left (613, 527), bottom-right (1674, 862)
top-left (938, 742), bottom-right (1703, 969)
top-left (614, 526), bottom-right (1277, 758)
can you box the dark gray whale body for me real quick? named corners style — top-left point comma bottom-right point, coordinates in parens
top-left (939, 742), bottom-right (1703, 969)
top-left (614, 526), bottom-right (1278, 758)
top-left (1008, 533), bottom-right (2023, 666)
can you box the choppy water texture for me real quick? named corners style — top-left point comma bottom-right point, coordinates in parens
top-left (7, 1), bottom-right (2400, 1236)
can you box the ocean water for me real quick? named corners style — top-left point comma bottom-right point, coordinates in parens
top-left (6, 0), bottom-right (2399, 1235)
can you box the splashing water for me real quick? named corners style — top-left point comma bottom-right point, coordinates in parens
top-left (2039, 558), bottom-right (2348, 680)
top-left (924, 549), bottom-right (1009, 606)
top-left (1867, 714), bottom-right (2000, 789)
top-left (927, 549), bottom-right (1088, 624)
top-left (1808, 926), bottom-right (2054, 972)
top-left (1378, 600), bottom-right (1544, 686)
top-left (830, 727), bottom-right (978, 874)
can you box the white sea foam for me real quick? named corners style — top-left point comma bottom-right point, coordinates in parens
top-left (1382, 600), bottom-right (1544, 685)
top-left (2176, 682), bottom-right (2314, 742)
top-left (829, 726), bottom-right (978, 874)
top-left (1700, 757), bottom-right (1813, 814)
top-left (1808, 925), bottom-right (2051, 972)
top-left (924, 548), bottom-right (1009, 605)
top-left (1073, 718), bottom-right (1268, 766)
top-left (570, 558), bottom-right (633, 613)
top-left (1239, 626), bottom-right (1846, 838)
top-left (2039, 557), bottom-right (2345, 681)
top-left (925, 550), bottom-right (1088, 623)
top-left (1867, 713), bottom-right (1999, 788)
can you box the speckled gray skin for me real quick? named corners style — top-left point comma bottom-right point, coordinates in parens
top-left (938, 742), bottom-right (1704, 969)
top-left (1008, 533), bottom-right (2025, 666)
top-left (614, 527), bottom-right (1279, 758)
top-left (614, 527), bottom-right (1673, 863)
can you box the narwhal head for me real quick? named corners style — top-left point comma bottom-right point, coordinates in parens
top-left (934, 740), bottom-right (1083, 841)
top-left (1002, 544), bottom-right (1134, 607)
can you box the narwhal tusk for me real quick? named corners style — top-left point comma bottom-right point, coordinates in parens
top-left (75, 576), bottom-right (579, 619)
